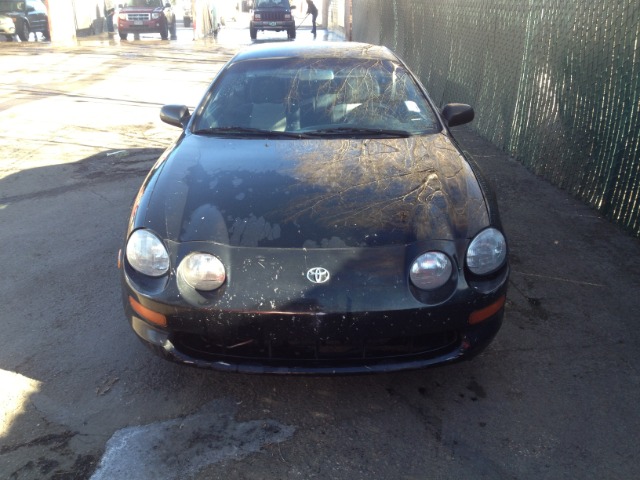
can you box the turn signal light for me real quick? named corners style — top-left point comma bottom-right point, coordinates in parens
top-left (469, 295), bottom-right (506, 325)
top-left (129, 296), bottom-right (167, 327)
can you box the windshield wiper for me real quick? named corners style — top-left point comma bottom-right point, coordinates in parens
top-left (301, 127), bottom-right (412, 138)
top-left (193, 127), bottom-right (310, 139)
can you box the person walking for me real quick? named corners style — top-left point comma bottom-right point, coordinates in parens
top-left (306, 0), bottom-right (318, 37)
top-left (104, 1), bottom-right (115, 33)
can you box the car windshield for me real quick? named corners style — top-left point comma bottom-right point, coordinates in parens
top-left (0, 1), bottom-right (25, 12)
top-left (255, 0), bottom-right (290, 7)
top-left (125, 0), bottom-right (163, 7)
top-left (193, 57), bottom-right (440, 138)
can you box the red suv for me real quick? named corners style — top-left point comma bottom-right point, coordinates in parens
top-left (117, 0), bottom-right (176, 41)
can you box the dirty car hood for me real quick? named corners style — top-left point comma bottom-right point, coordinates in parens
top-left (135, 134), bottom-right (490, 248)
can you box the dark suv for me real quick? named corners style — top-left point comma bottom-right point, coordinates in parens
top-left (117, 0), bottom-right (176, 41)
top-left (0, 0), bottom-right (49, 41)
top-left (250, 0), bottom-right (296, 40)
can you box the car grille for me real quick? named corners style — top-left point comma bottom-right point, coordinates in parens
top-left (127, 13), bottom-right (151, 21)
top-left (172, 331), bottom-right (459, 368)
top-left (259, 11), bottom-right (285, 22)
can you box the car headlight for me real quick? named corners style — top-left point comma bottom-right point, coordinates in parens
top-left (467, 228), bottom-right (507, 275)
top-left (178, 252), bottom-right (226, 291)
top-left (152, 12), bottom-right (161, 19)
top-left (410, 252), bottom-right (452, 290)
top-left (126, 229), bottom-right (170, 277)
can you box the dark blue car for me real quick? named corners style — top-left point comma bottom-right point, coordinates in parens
top-left (0, 0), bottom-right (49, 41)
top-left (119, 42), bottom-right (509, 374)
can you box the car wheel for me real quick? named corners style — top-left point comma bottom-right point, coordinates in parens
top-left (17, 20), bottom-right (29, 41)
top-left (119, 32), bottom-right (127, 40)
top-left (288, 27), bottom-right (296, 39)
top-left (250, 27), bottom-right (257, 40)
top-left (42, 28), bottom-right (50, 40)
top-left (160, 19), bottom-right (169, 40)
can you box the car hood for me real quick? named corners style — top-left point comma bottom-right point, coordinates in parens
top-left (134, 134), bottom-right (490, 248)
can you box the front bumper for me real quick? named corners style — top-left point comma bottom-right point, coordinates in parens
top-left (250, 20), bottom-right (294, 32)
top-left (118, 20), bottom-right (165, 35)
top-left (125, 289), bottom-right (506, 374)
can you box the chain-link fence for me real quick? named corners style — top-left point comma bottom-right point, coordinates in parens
top-left (348, 0), bottom-right (640, 237)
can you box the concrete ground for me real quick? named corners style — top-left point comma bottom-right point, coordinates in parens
top-left (1, 20), bottom-right (640, 480)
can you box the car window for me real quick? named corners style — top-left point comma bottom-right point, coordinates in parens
top-left (0, 1), bottom-right (25, 12)
top-left (193, 57), bottom-right (440, 137)
top-left (126, 0), bottom-right (164, 7)
top-left (255, 0), bottom-right (289, 7)
top-left (28, 0), bottom-right (46, 13)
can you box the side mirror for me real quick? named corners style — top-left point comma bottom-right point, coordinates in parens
top-left (160, 105), bottom-right (191, 129)
top-left (165, 2), bottom-right (171, 8)
top-left (441, 103), bottom-right (474, 127)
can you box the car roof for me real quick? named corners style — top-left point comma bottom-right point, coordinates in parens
top-left (230, 42), bottom-right (400, 64)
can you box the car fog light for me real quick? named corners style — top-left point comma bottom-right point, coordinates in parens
top-left (410, 252), bottom-right (452, 290)
top-left (179, 252), bottom-right (226, 291)
top-left (467, 228), bottom-right (507, 275)
top-left (126, 229), bottom-right (170, 277)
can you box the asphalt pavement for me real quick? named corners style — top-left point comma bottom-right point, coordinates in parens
top-left (1, 19), bottom-right (640, 480)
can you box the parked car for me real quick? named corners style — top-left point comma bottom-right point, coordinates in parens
top-left (0, 0), bottom-right (49, 41)
top-left (250, 0), bottom-right (295, 40)
top-left (117, 0), bottom-right (176, 41)
top-left (119, 42), bottom-right (509, 374)
top-left (0, 13), bottom-right (16, 39)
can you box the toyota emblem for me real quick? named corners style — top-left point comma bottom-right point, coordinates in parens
top-left (306, 267), bottom-right (330, 284)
